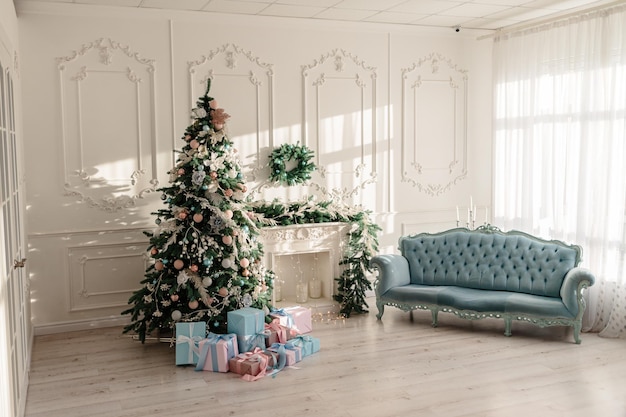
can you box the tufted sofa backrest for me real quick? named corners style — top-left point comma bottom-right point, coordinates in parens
top-left (399, 228), bottom-right (581, 298)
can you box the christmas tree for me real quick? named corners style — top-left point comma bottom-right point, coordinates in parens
top-left (123, 80), bottom-right (273, 342)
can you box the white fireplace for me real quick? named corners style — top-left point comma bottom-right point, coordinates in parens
top-left (259, 222), bottom-right (349, 313)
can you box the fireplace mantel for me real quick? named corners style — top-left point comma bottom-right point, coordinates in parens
top-left (260, 222), bottom-right (349, 312)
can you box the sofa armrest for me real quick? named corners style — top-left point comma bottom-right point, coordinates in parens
top-left (370, 254), bottom-right (411, 297)
top-left (560, 267), bottom-right (596, 317)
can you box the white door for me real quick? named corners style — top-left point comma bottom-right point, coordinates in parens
top-left (0, 38), bottom-right (29, 417)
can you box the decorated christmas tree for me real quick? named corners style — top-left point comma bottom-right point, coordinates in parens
top-left (123, 81), bottom-right (273, 342)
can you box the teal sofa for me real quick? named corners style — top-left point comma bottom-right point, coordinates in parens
top-left (371, 226), bottom-right (595, 344)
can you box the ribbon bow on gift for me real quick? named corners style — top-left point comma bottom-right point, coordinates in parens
top-left (270, 308), bottom-right (295, 329)
top-left (234, 348), bottom-right (270, 382)
top-left (265, 319), bottom-right (288, 344)
top-left (176, 334), bottom-right (203, 364)
top-left (195, 333), bottom-right (237, 372)
top-left (289, 335), bottom-right (317, 357)
top-left (265, 343), bottom-right (288, 376)
top-left (240, 329), bottom-right (271, 352)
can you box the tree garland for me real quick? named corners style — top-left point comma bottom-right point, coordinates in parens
top-left (248, 197), bottom-right (381, 317)
top-left (268, 143), bottom-right (316, 186)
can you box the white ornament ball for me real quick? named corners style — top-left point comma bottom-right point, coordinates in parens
top-left (221, 258), bottom-right (232, 268)
top-left (202, 277), bottom-right (212, 287)
top-left (188, 300), bottom-right (199, 309)
top-left (171, 310), bottom-right (182, 321)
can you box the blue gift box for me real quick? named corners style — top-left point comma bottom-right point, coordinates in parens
top-left (175, 322), bottom-right (206, 365)
top-left (290, 335), bottom-right (320, 358)
top-left (227, 307), bottom-right (266, 352)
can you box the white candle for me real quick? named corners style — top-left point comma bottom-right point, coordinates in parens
top-left (456, 206), bottom-right (460, 222)
top-left (473, 205), bottom-right (477, 221)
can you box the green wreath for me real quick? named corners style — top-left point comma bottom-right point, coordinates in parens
top-left (268, 143), bottom-right (316, 186)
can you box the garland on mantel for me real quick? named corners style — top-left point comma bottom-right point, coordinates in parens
top-left (248, 197), bottom-right (381, 317)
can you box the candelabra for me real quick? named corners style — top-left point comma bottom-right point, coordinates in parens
top-left (456, 196), bottom-right (489, 229)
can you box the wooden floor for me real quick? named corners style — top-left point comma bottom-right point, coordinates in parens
top-left (24, 302), bottom-right (626, 417)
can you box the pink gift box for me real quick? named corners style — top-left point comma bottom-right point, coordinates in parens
top-left (228, 348), bottom-right (271, 382)
top-left (267, 342), bottom-right (303, 367)
top-left (264, 319), bottom-right (296, 347)
top-left (270, 306), bottom-right (312, 334)
top-left (195, 333), bottom-right (239, 373)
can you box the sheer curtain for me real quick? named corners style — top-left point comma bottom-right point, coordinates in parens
top-left (492, 5), bottom-right (626, 337)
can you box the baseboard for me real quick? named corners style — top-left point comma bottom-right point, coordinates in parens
top-left (33, 315), bottom-right (131, 336)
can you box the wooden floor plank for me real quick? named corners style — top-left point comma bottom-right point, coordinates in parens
top-left (24, 302), bottom-right (626, 417)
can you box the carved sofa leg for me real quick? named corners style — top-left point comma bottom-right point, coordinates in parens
top-left (376, 301), bottom-right (385, 320)
top-left (573, 322), bottom-right (582, 345)
top-left (431, 308), bottom-right (439, 328)
top-left (504, 316), bottom-right (512, 337)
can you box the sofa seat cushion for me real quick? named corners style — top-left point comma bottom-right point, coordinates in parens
top-left (505, 293), bottom-right (574, 318)
top-left (438, 287), bottom-right (511, 312)
top-left (383, 284), bottom-right (447, 305)
top-left (384, 285), bottom-right (574, 318)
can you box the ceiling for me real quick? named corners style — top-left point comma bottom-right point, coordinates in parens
top-left (14, 0), bottom-right (622, 32)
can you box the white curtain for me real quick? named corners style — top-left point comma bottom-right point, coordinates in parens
top-left (492, 5), bottom-right (626, 337)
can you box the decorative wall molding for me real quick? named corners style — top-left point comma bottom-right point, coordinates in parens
top-left (301, 48), bottom-right (378, 204)
top-left (56, 38), bottom-right (159, 211)
top-left (401, 52), bottom-right (468, 196)
top-left (67, 242), bottom-right (148, 312)
top-left (188, 43), bottom-right (274, 175)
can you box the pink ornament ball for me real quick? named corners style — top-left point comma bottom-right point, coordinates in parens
top-left (214, 123), bottom-right (224, 130)
top-left (154, 261), bottom-right (164, 271)
top-left (209, 171), bottom-right (218, 179)
top-left (177, 168), bottom-right (185, 175)
top-left (188, 300), bottom-right (199, 309)
top-left (170, 294), bottom-right (179, 302)
top-left (190, 264), bottom-right (199, 272)
top-left (150, 248), bottom-right (158, 256)
top-left (173, 259), bottom-right (185, 270)
top-left (222, 235), bottom-right (233, 245)
top-left (224, 189), bottom-right (234, 197)
top-left (218, 287), bottom-right (229, 297)
top-left (240, 258), bottom-right (250, 268)
top-left (241, 269), bottom-right (250, 277)
top-left (209, 100), bottom-right (218, 109)
top-left (224, 209), bottom-right (233, 219)
top-left (193, 213), bottom-right (204, 223)
top-left (178, 211), bottom-right (188, 220)
top-left (190, 139), bottom-right (200, 149)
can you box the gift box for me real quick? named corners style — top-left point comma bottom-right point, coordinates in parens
top-left (227, 307), bottom-right (267, 352)
top-left (267, 341), bottom-right (302, 367)
top-left (228, 348), bottom-right (271, 382)
top-left (290, 335), bottom-right (320, 358)
top-left (175, 322), bottom-right (206, 365)
top-left (264, 319), bottom-right (296, 347)
top-left (270, 306), bottom-right (312, 334)
top-left (195, 333), bottom-right (238, 373)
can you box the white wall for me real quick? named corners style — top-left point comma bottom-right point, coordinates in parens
top-left (16, 2), bottom-right (493, 332)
